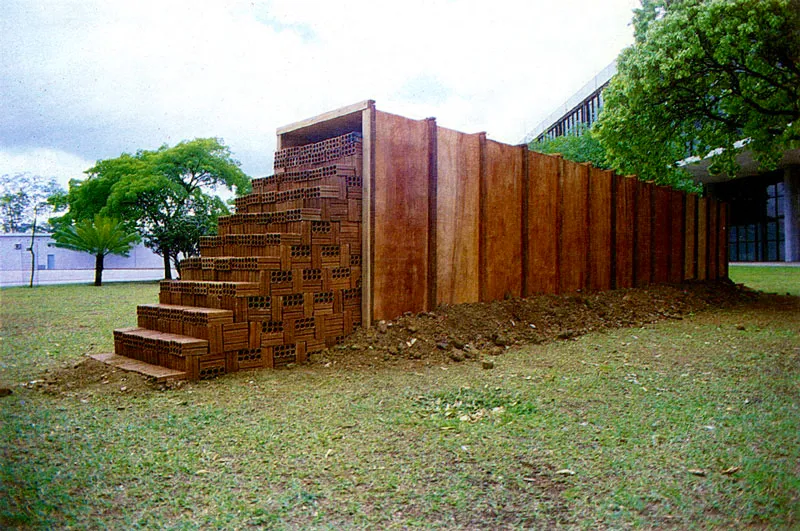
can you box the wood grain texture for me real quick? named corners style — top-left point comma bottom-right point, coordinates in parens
top-left (684, 193), bottom-right (697, 280)
top-left (589, 167), bottom-right (613, 291)
top-left (559, 161), bottom-right (590, 293)
top-left (526, 152), bottom-right (560, 294)
top-left (435, 127), bottom-right (481, 304)
top-left (634, 182), bottom-right (653, 287)
top-left (697, 197), bottom-right (708, 281)
top-left (373, 111), bottom-right (430, 320)
top-left (669, 189), bottom-right (685, 284)
top-left (614, 176), bottom-right (636, 288)
top-left (652, 186), bottom-right (671, 284)
top-left (482, 140), bottom-right (523, 301)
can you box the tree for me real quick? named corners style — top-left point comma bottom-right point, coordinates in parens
top-left (595, 0), bottom-right (800, 186)
top-left (58, 138), bottom-right (250, 279)
top-left (528, 123), bottom-right (612, 170)
top-left (51, 216), bottom-right (140, 286)
top-left (0, 174), bottom-right (64, 233)
top-left (1, 173), bottom-right (66, 286)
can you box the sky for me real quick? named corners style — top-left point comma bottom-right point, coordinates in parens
top-left (1, 0), bottom-right (640, 190)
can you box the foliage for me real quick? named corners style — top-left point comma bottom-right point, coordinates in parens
top-left (58, 138), bottom-right (250, 278)
top-left (51, 216), bottom-right (140, 286)
top-left (0, 173), bottom-right (64, 233)
top-left (528, 124), bottom-right (612, 170)
top-left (595, 0), bottom-right (800, 186)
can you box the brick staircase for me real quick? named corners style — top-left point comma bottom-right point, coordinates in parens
top-left (104, 133), bottom-right (363, 380)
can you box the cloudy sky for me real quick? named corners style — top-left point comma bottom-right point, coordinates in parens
top-left (1, 0), bottom-right (639, 189)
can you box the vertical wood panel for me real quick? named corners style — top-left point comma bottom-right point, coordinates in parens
top-left (361, 102), bottom-right (375, 327)
top-left (653, 186), bottom-right (671, 283)
top-left (435, 127), bottom-right (481, 304)
top-left (526, 152), bottom-right (560, 294)
top-left (426, 118), bottom-right (438, 307)
top-left (697, 197), bottom-right (708, 280)
top-left (684, 193), bottom-right (697, 280)
top-left (669, 189), bottom-right (685, 284)
top-left (373, 111), bottom-right (430, 320)
top-left (482, 140), bottom-right (523, 300)
top-left (635, 182), bottom-right (653, 287)
top-left (560, 161), bottom-right (590, 293)
top-left (708, 199), bottom-right (719, 280)
top-left (589, 167), bottom-right (613, 291)
top-left (614, 176), bottom-right (636, 288)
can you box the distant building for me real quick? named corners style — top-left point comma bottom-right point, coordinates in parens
top-left (0, 233), bottom-right (170, 286)
top-left (523, 61), bottom-right (616, 144)
top-left (527, 59), bottom-right (798, 263)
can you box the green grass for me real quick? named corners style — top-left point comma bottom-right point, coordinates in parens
top-left (1, 282), bottom-right (799, 529)
top-left (729, 264), bottom-right (800, 297)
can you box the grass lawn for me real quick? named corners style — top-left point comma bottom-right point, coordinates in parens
top-left (729, 264), bottom-right (800, 297)
top-left (1, 278), bottom-right (799, 529)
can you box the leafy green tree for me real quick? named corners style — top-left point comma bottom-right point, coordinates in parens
top-left (595, 0), bottom-right (800, 186)
top-left (52, 216), bottom-right (140, 286)
top-left (528, 124), bottom-right (612, 170)
top-left (59, 138), bottom-right (250, 279)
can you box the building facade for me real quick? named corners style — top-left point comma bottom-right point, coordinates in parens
top-left (523, 61), bottom-right (616, 144)
top-left (0, 233), bottom-right (169, 286)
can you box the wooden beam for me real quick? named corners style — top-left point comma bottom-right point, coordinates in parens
top-left (361, 101), bottom-right (375, 327)
top-left (277, 100), bottom-right (373, 135)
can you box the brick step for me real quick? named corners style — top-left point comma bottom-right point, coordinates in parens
top-left (235, 182), bottom-right (361, 214)
top-left (199, 232), bottom-right (302, 257)
top-left (217, 217), bottom-right (361, 250)
top-left (250, 164), bottom-right (359, 194)
top-left (178, 262), bottom-right (362, 290)
top-left (113, 327), bottom-right (219, 380)
top-left (137, 303), bottom-right (234, 353)
top-left (89, 352), bottom-right (187, 381)
top-left (274, 132), bottom-right (362, 171)
top-left (231, 196), bottom-right (361, 221)
top-left (180, 246), bottom-right (360, 278)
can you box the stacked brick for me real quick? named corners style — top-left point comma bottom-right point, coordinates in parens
top-left (112, 132), bottom-right (363, 380)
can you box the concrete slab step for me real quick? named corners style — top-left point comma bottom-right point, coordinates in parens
top-left (90, 352), bottom-right (187, 381)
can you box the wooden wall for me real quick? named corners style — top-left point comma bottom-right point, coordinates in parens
top-left (369, 113), bottom-right (729, 321)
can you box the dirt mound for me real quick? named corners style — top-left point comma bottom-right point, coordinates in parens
top-left (311, 280), bottom-right (762, 369)
top-left (31, 280), bottom-right (769, 393)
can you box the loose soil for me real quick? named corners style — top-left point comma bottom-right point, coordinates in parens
top-left (33, 280), bottom-right (781, 395)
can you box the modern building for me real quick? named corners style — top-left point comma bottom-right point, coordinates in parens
top-left (0, 233), bottom-right (170, 286)
top-left (525, 60), bottom-right (799, 263)
top-left (523, 61), bottom-right (616, 144)
top-left (683, 150), bottom-right (800, 263)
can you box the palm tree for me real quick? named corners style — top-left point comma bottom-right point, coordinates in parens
top-left (52, 216), bottom-right (140, 286)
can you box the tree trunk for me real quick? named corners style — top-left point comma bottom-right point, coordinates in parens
top-left (28, 212), bottom-right (37, 288)
top-left (163, 250), bottom-right (172, 280)
top-left (95, 254), bottom-right (104, 286)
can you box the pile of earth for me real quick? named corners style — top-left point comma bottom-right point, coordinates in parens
top-left (29, 280), bottom-right (770, 394)
top-left (310, 280), bottom-right (762, 370)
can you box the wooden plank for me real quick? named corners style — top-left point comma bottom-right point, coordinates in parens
top-left (435, 126), bottom-right (481, 304)
top-left (719, 202), bottom-right (729, 279)
top-left (482, 139), bottom-right (524, 301)
top-left (373, 111), bottom-right (430, 320)
top-left (614, 175), bottom-right (636, 288)
top-left (652, 186), bottom-right (671, 283)
top-left (708, 199), bottom-right (719, 280)
top-left (589, 167), bottom-right (613, 291)
top-left (277, 100), bottom-right (372, 135)
top-left (697, 197), bottom-right (708, 280)
top-left (426, 118), bottom-right (438, 308)
top-left (361, 101), bottom-right (375, 327)
top-left (684, 193), bottom-right (698, 280)
top-left (526, 152), bottom-right (560, 294)
top-left (634, 181), bottom-right (653, 287)
top-left (669, 189), bottom-right (685, 284)
top-left (559, 161), bottom-right (590, 293)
